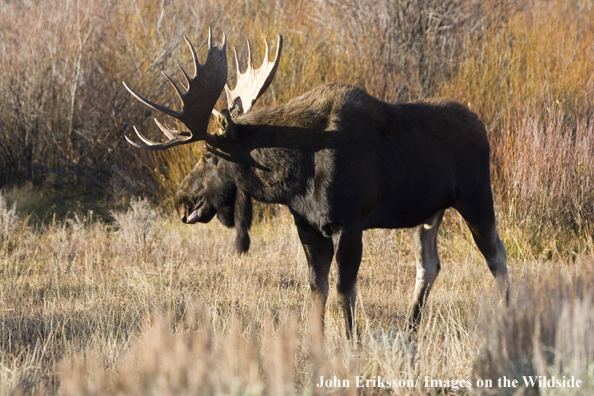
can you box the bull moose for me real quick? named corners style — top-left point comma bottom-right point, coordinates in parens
top-left (124, 29), bottom-right (509, 336)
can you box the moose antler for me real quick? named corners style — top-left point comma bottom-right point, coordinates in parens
top-left (225, 35), bottom-right (283, 117)
top-left (124, 31), bottom-right (283, 150)
top-left (124, 28), bottom-right (227, 150)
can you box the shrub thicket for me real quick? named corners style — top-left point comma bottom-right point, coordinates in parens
top-left (2, 0), bottom-right (592, 253)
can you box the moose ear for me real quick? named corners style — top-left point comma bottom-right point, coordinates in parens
top-left (217, 108), bottom-right (238, 141)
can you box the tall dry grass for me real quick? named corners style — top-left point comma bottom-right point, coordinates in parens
top-left (0, 193), bottom-right (593, 395)
top-left (0, 192), bottom-right (513, 395)
top-left (2, 192), bottom-right (594, 395)
top-left (475, 260), bottom-right (594, 396)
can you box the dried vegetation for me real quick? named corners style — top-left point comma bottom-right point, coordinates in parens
top-left (1, 0), bottom-right (594, 394)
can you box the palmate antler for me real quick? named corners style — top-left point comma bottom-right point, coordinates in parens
top-left (225, 35), bottom-right (283, 117)
top-left (124, 29), bottom-right (283, 150)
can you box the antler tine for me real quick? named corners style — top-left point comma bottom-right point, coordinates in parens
top-left (161, 71), bottom-right (184, 102)
top-left (260, 34), bottom-right (283, 98)
top-left (225, 34), bottom-right (283, 116)
top-left (263, 37), bottom-right (270, 64)
top-left (154, 118), bottom-right (181, 140)
top-left (184, 35), bottom-right (200, 79)
top-left (246, 40), bottom-right (253, 69)
top-left (220, 32), bottom-right (227, 55)
top-left (133, 126), bottom-right (158, 146)
top-left (125, 123), bottom-right (195, 151)
top-left (233, 47), bottom-right (241, 75)
top-left (272, 34), bottom-right (282, 72)
top-left (177, 64), bottom-right (190, 91)
top-left (123, 81), bottom-right (181, 119)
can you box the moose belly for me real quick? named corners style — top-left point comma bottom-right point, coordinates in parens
top-left (364, 183), bottom-right (456, 230)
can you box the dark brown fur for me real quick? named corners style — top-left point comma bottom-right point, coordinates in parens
top-left (175, 82), bottom-right (509, 336)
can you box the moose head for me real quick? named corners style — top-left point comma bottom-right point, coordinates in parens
top-left (124, 29), bottom-right (281, 253)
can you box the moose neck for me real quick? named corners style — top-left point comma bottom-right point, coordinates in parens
top-left (215, 121), bottom-right (325, 208)
top-left (210, 83), bottom-right (371, 215)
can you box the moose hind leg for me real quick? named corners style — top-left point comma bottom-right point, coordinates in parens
top-left (469, 222), bottom-right (509, 302)
top-left (455, 198), bottom-right (510, 302)
top-left (294, 217), bottom-right (334, 332)
top-left (409, 210), bottom-right (445, 332)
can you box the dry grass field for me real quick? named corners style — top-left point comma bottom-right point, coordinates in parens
top-left (2, 198), bottom-right (593, 395)
top-left (1, 0), bottom-right (594, 394)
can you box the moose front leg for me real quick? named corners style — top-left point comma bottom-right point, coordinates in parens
top-left (335, 227), bottom-right (363, 339)
top-left (294, 217), bottom-right (334, 332)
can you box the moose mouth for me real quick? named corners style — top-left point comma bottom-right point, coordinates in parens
top-left (186, 198), bottom-right (205, 224)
